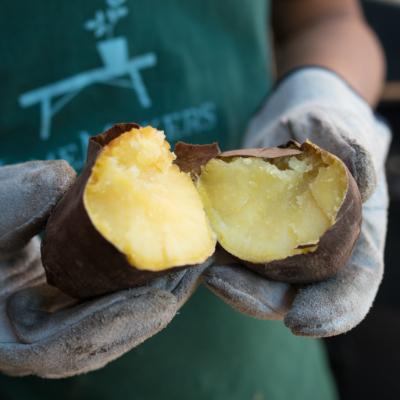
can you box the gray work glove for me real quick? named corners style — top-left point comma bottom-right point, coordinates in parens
top-left (0, 160), bottom-right (210, 378)
top-left (204, 68), bottom-right (391, 337)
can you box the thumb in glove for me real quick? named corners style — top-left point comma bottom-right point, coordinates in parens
top-left (0, 160), bottom-right (75, 256)
top-left (244, 68), bottom-right (391, 201)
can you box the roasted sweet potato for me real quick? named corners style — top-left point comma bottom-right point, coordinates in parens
top-left (42, 124), bottom-right (362, 299)
top-left (176, 140), bottom-right (362, 283)
top-left (41, 124), bottom-right (216, 298)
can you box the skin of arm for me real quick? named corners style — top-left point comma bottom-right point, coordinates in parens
top-left (272, 0), bottom-right (385, 106)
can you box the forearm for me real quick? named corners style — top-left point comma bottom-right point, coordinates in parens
top-left (273, 2), bottom-right (385, 106)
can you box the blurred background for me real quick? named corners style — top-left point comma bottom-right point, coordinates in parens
top-left (324, 1), bottom-right (400, 399)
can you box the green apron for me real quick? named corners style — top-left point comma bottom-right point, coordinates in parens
top-left (0, 1), bottom-right (337, 399)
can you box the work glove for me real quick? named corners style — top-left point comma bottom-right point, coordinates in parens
top-left (0, 160), bottom-right (210, 378)
top-left (203, 67), bottom-right (391, 337)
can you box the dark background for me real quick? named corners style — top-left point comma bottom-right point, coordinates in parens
top-left (324, 1), bottom-right (400, 399)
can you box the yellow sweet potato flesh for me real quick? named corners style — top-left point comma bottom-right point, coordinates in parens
top-left (197, 153), bottom-right (347, 263)
top-left (84, 126), bottom-right (216, 271)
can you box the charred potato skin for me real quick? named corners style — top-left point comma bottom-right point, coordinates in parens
top-left (41, 123), bottom-right (183, 299)
top-left (245, 166), bottom-right (362, 283)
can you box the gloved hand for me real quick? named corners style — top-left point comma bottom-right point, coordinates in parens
top-left (0, 160), bottom-right (210, 378)
top-left (203, 68), bottom-right (391, 337)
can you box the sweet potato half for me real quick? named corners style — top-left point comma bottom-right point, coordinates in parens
top-left (41, 124), bottom-right (216, 298)
top-left (175, 140), bottom-right (362, 283)
top-left (42, 123), bottom-right (362, 298)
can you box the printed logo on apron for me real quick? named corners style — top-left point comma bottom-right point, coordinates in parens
top-left (16, 0), bottom-right (218, 169)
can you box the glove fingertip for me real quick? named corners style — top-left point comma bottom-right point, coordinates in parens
top-left (0, 160), bottom-right (76, 254)
top-left (284, 315), bottom-right (326, 338)
top-left (203, 266), bottom-right (290, 320)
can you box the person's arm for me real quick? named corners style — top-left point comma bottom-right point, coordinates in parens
top-left (272, 0), bottom-right (385, 106)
